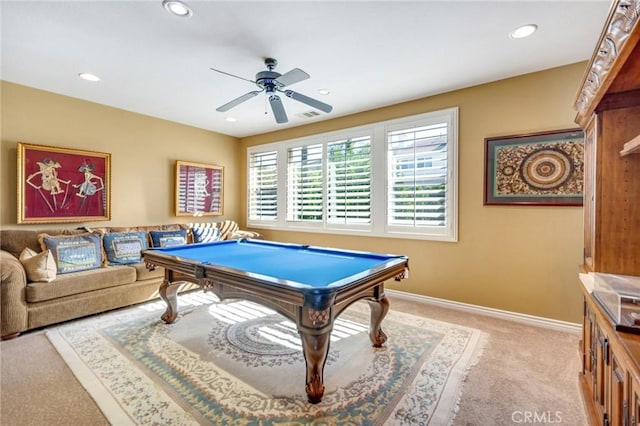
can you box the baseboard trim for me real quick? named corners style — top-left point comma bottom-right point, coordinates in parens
top-left (386, 289), bottom-right (581, 334)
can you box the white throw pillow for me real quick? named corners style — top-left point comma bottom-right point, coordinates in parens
top-left (19, 248), bottom-right (57, 283)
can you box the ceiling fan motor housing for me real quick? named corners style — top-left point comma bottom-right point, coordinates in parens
top-left (257, 58), bottom-right (282, 92)
top-left (255, 70), bottom-right (281, 92)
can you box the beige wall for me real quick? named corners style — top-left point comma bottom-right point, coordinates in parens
top-left (240, 63), bottom-right (586, 323)
top-left (1, 63), bottom-right (586, 323)
top-left (1, 82), bottom-right (241, 230)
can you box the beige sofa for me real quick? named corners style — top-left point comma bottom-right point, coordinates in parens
top-left (0, 220), bottom-right (258, 339)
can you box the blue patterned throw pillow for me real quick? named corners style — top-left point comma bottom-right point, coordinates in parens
top-left (149, 230), bottom-right (187, 248)
top-left (38, 232), bottom-right (103, 274)
top-left (191, 225), bottom-right (221, 243)
top-left (103, 232), bottom-right (148, 265)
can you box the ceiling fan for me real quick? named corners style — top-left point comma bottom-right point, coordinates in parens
top-left (211, 58), bottom-right (332, 124)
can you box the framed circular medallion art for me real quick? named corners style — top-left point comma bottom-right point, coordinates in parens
top-left (484, 129), bottom-right (584, 206)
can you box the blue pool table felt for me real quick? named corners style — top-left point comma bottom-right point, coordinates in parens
top-left (152, 240), bottom-right (404, 288)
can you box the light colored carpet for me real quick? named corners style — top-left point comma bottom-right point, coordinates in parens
top-left (0, 292), bottom-right (587, 426)
top-left (45, 293), bottom-right (486, 425)
top-left (391, 295), bottom-right (587, 426)
top-left (0, 327), bottom-right (109, 426)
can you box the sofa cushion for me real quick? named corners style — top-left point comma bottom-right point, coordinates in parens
top-left (25, 265), bottom-right (136, 303)
top-left (149, 230), bottom-right (187, 247)
top-left (19, 248), bottom-right (57, 283)
top-left (103, 232), bottom-right (148, 265)
top-left (108, 224), bottom-right (192, 244)
top-left (217, 220), bottom-right (240, 240)
top-left (191, 224), bottom-right (221, 243)
top-left (38, 232), bottom-right (103, 274)
top-left (127, 262), bottom-right (165, 281)
top-left (0, 228), bottom-right (91, 259)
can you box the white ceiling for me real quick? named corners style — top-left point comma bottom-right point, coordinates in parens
top-left (1, 1), bottom-right (610, 138)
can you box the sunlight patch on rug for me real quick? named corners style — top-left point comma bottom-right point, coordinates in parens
top-left (47, 293), bottom-right (486, 425)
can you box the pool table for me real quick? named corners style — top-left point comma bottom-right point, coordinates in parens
top-left (142, 239), bottom-right (409, 403)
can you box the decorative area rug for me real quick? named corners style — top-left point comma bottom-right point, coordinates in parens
top-left (47, 293), bottom-right (486, 425)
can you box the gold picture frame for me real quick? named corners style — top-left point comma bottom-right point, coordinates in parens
top-left (17, 142), bottom-right (111, 224)
top-left (175, 160), bottom-right (224, 216)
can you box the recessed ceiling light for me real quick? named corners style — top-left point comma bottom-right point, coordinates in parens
top-left (510, 24), bottom-right (538, 39)
top-left (318, 89), bottom-right (330, 96)
top-left (225, 117), bottom-right (237, 122)
top-left (78, 73), bottom-right (100, 82)
top-left (162, 0), bottom-right (192, 18)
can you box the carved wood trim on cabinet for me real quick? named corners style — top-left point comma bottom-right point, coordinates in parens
top-left (574, 0), bottom-right (640, 127)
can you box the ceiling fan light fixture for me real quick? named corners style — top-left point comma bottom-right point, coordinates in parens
top-left (162, 0), bottom-right (192, 18)
top-left (510, 24), bottom-right (537, 39)
top-left (225, 117), bottom-right (237, 122)
top-left (78, 72), bottom-right (100, 82)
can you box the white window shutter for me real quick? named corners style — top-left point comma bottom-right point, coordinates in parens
top-left (248, 150), bottom-right (278, 221)
top-left (287, 144), bottom-right (324, 221)
top-left (327, 136), bottom-right (372, 225)
top-left (387, 122), bottom-right (448, 227)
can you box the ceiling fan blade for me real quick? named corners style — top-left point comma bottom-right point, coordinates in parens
top-left (283, 90), bottom-right (333, 113)
top-left (269, 95), bottom-right (288, 123)
top-left (216, 90), bottom-right (262, 112)
top-left (275, 68), bottom-right (309, 87)
top-left (210, 68), bottom-right (256, 84)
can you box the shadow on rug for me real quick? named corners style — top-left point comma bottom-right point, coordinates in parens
top-left (47, 293), bottom-right (486, 425)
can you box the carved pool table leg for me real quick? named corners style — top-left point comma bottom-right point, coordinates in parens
top-left (367, 294), bottom-right (390, 347)
top-left (159, 278), bottom-right (180, 324)
top-left (300, 331), bottom-right (331, 404)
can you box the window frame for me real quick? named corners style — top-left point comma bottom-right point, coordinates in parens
top-left (246, 107), bottom-right (458, 241)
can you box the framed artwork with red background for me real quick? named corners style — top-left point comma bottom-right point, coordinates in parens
top-left (17, 142), bottom-right (111, 224)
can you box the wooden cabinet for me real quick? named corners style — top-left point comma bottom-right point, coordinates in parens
top-left (576, 3), bottom-right (640, 422)
top-left (574, 0), bottom-right (640, 277)
top-left (585, 103), bottom-right (640, 276)
top-left (580, 280), bottom-right (640, 426)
